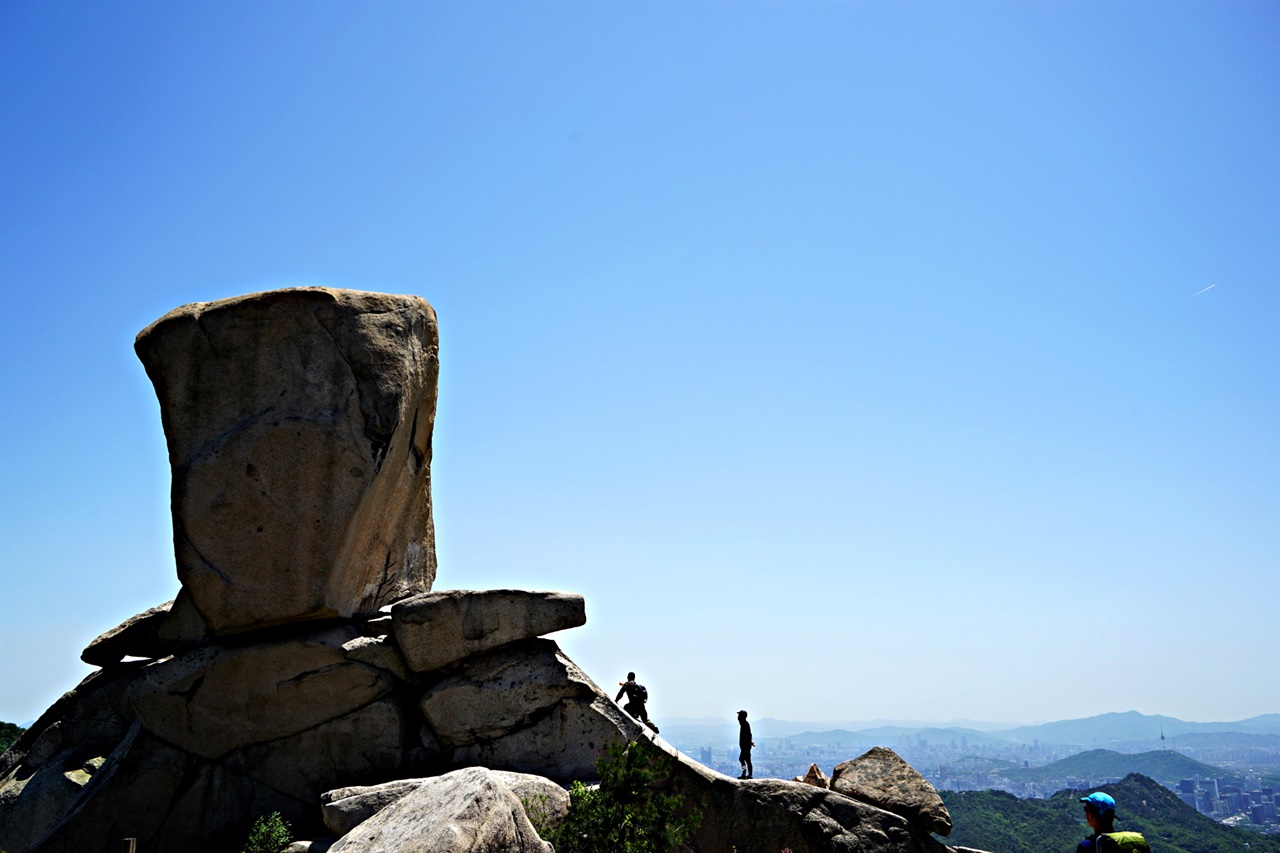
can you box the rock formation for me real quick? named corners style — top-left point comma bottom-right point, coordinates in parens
top-left (134, 288), bottom-right (440, 634)
top-left (0, 287), bottom-right (989, 853)
top-left (831, 747), bottom-right (954, 837)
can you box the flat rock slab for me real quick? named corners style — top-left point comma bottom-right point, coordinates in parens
top-left (327, 767), bottom-right (552, 853)
top-left (391, 589), bottom-right (585, 673)
top-left (830, 746), bottom-right (953, 837)
top-left (80, 601), bottom-right (174, 667)
top-left (135, 287), bottom-right (440, 635)
top-left (127, 625), bottom-right (393, 759)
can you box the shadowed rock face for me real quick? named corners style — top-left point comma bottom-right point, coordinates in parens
top-left (134, 288), bottom-right (439, 634)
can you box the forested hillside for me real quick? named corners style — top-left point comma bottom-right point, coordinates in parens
top-left (941, 773), bottom-right (1280, 853)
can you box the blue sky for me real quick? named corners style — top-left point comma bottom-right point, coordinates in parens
top-left (1, 1), bottom-right (1276, 728)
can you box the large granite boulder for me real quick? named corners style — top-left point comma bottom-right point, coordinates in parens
top-left (134, 288), bottom-right (439, 635)
top-left (392, 589), bottom-right (585, 672)
top-left (320, 770), bottom-right (567, 839)
top-left (830, 747), bottom-right (953, 837)
top-left (452, 695), bottom-right (644, 782)
top-left (327, 767), bottom-right (553, 853)
top-left (418, 639), bottom-right (597, 746)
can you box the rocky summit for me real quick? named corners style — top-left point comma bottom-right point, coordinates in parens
top-left (0, 287), bottom-right (989, 853)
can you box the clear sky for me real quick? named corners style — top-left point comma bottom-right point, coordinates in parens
top-left (1, 0), bottom-right (1277, 729)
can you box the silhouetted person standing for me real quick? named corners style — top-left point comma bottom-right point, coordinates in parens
top-left (616, 671), bottom-right (658, 732)
top-left (737, 710), bottom-right (754, 779)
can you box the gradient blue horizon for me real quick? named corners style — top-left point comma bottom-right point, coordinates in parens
top-left (1, 0), bottom-right (1277, 728)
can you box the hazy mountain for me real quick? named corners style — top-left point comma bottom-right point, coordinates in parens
top-left (661, 711), bottom-right (1278, 751)
top-left (995, 711), bottom-right (1280, 745)
top-left (999, 749), bottom-right (1222, 785)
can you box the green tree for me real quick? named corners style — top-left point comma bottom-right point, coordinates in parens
top-left (535, 739), bottom-right (701, 853)
top-left (240, 811), bottom-right (292, 853)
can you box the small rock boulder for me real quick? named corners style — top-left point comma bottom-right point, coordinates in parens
top-left (323, 779), bottom-right (426, 838)
top-left (793, 763), bottom-right (829, 789)
top-left (134, 287), bottom-right (440, 635)
top-left (327, 767), bottom-right (552, 853)
top-left (391, 589), bottom-right (585, 673)
top-left (830, 746), bottom-right (952, 837)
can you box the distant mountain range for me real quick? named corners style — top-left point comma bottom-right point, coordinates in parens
top-left (661, 711), bottom-right (1280, 750)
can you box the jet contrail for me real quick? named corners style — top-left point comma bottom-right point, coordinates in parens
top-left (1190, 283), bottom-right (1217, 298)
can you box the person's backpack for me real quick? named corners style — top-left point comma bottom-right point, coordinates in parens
top-left (1101, 832), bottom-right (1150, 853)
top-left (635, 683), bottom-right (648, 702)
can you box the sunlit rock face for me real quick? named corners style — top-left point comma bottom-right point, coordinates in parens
top-left (134, 287), bottom-right (440, 634)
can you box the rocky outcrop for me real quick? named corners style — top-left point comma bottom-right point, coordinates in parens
top-left (326, 767), bottom-right (552, 853)
top-left (638, 736), bottom-right (952, 853)
top-left (1, 288), bottom-right (989, 853)
top-left (391, 589), bottom-right (586, 672)
top-left (135, 288), bottom-right (440, 635)
top-left (831, 747), bottom-right (953, 837)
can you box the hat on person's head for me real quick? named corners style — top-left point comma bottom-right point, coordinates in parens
top-left (737, 710), bottom-right (747, 716)
top-left (1080, 792), bottom-right (1116, 815)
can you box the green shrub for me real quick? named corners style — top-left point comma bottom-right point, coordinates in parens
top-left (240, 811), bottom-right (292, 853)
top-left (0, 721), bottom-right (26, 754)
top-left (534, 739), bottom-right (701, 853)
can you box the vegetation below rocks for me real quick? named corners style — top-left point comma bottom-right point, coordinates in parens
top-left (239, 811), bottom-right (292, 853)
top-left (0, 722), bottom-right (24, 754)
top-left (530, 739), bottom-right (701, 853)
top-left (941, 773), bottom-right (1280, 853)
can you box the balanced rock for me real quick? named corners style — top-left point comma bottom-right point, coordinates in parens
top-left (327, 767), bottom-right (552, 853)
top-left (391, 589), bottom-right (585, 672)
top-left (134, 288), bottom-right (440, 634)
top-left (830, 746), bottom-right (952, 837)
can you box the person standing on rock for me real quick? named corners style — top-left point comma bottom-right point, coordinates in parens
top-left (737, 709), bottom-right (754, 779)
top-left (616, 672), bottom-right (658, 733)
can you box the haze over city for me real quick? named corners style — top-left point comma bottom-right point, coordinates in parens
top-left (1, 1), bottom-right (1276, 730)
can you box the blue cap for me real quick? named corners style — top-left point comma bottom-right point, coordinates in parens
top-left (1080, 792), bottom-right (1116, 815)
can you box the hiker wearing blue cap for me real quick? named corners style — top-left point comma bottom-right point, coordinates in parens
top-left (1076, 791), bottom-right (1149, 852)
